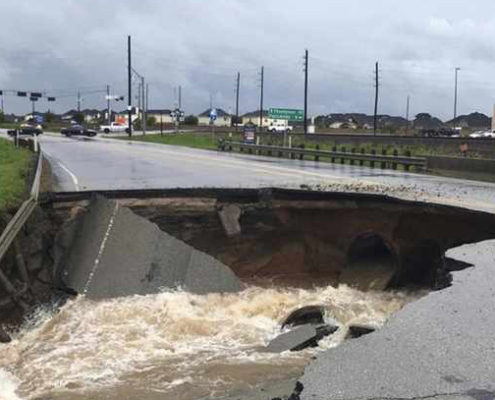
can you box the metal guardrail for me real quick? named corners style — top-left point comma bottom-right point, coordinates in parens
top-left (0, 144), bottom-right (43, 310)
top-left (219, 141), bottom-right (427, 170)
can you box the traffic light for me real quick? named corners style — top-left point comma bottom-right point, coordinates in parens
top-left (17, 91), bottom-right (27, 97)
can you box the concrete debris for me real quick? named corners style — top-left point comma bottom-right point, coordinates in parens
top-left (266, 324), bottom-right (338, 353)
top-left (347, 322), bottom-right (377, 339)
top-left (58, 196), bottom-right (243, 299)
top-left (281, 305), bottom-right (325, 329)
top-left (218, 204), bottom-right (242, 236)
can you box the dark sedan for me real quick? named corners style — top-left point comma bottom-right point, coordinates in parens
top-left (7, 123), bottom-right (43, 136)
top-left (61, 125), bottom-right (97, 137)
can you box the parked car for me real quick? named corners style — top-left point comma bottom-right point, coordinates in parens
top-left (99, 122), bottom-right (129, 133)
top-left (469, 131), bottom-right (495, 138)
top-left (61, 125), bottom-right (97, 137)
top-left (268, 123), bottom-right (293, 133)
top-left (7, 123), bottom-right (43, 137)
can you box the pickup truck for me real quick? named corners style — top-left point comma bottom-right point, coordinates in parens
top-left (99, 122), bottom-right (129, 134)
top-left (268, 123), bottom-right (293, 133)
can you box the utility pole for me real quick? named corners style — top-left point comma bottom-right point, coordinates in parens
top-left (373, 61), bottom-right (379, 136)
top-left (106, 85), bottom-right (111, 124)
top-left (178, 85), bottom-right (182, 109)
top-left (141, 76), bottom-right (146, 135)
top-left (405, 95), bottom-right (410, 133)
top-left (453, 67), bottom-right (461, 123)
top-left (77, 91), bottom-right (81, 112)
top-left (1, 93), bottom-right (4, 113)
top-left (127, 35), bottom-right (132, 137)
top-left (235, 72), bottom-right (240, 131)
top-left (259, 66), bottom-right (264, 130)
top-left (304, 49), bottom-right (308, 135)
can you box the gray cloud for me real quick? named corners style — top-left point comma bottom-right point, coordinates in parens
top-left (1, 0), bottom-right (495, 120)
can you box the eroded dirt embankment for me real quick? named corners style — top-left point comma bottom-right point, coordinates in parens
top-left (49, 188), bottom-right (495, 292)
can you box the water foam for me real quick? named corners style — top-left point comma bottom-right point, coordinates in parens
top-left (0, 285), bottom-right (422, 399)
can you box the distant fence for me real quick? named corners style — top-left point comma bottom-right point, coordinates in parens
top-left (219, 140), bottom-right (427, 171)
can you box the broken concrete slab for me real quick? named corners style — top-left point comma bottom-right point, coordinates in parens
top-left (58, 196), bottom-right (243, 299)
top-left (218, 204), bottom-right (242, 236)
top-left (266, 324), bottom-right (338, 353)
top-left (347, 323), bottom-right (376, 339)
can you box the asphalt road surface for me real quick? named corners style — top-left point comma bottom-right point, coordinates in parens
top-left (32, 133), bottom-right (495, 214)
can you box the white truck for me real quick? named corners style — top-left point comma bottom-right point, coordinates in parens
top-left (99, 122), bottom-right (129, 134)
top-left (268, 122), bottom-right (293, 133)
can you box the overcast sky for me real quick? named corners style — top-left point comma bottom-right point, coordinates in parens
top-left (1, 0), bottom-right (495, 120)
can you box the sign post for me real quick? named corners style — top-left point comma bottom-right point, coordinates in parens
top-left (209, 108), bottom-right (217, 144)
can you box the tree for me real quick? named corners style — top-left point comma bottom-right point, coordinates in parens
top-left (184, 115), bottom-right (198, 125)
top-left (146, 116), bottom-right (156, 127)
top-left (45, 111), bottom-right (55, 124)
top-left (73, 112), bottom-right (84, 124)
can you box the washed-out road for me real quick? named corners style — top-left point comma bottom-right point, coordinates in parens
top-left (7, 132), bottom-right (495, 400)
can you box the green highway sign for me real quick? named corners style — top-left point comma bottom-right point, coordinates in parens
top-left (269, 108), bottom-right (304, 121)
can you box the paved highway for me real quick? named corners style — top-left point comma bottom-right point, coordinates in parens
top-left (33, 133), bottom-right (495, 213)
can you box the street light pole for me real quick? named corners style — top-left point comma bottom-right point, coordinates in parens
top-left (454, 67), bottom-right (461, 123)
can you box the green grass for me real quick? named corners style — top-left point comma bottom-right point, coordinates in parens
top-left (0, 138), bottom-right (32, 211)
top-left (117, 132), bottom-right (241, 150)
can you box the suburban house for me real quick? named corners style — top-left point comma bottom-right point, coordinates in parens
top-left (61, 109), bottom-right (103, 123)
top-left (241, 110), bottom-right (281, 128)
top-left (446, 112), bottom-right (490, 129)
top-left (198, 108), bottom-right (231, 127)
top-left (146, 109), bottom-right (173, 124)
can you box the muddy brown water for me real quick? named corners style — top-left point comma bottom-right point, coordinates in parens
top-left (0, 285), bottom-right (422, 400)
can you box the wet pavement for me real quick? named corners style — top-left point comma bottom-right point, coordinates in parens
top-left (33, 133), bottom-right (495, 213)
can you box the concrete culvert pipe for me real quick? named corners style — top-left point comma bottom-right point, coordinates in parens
top-left (340, 234), bottom-right (398, 291)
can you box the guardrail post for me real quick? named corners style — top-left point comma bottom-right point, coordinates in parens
top-left (268, 142), bottom-right (273, 157)
top-left (350, 148), bottom-right (356, 165)
top-left (381, 149), bottom-right (387, 169)
top-left (360, 148), bottom-right (365, 166)
top-left (404, 150), bottom-right (411, 171)
top-left (299, 144), bottom-right (304, 160)
top-left (392, 149), bottom-right (398, 170)
top-left (315, 145), bottom-right (320, 162)
top-left (370, 149), bottom-right (376, 168)
top-left (341, 146), bottom-right (346, 164)
top-left (331, 146), bottom-right (336, 163)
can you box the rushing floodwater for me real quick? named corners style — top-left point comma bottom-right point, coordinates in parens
top-left (0, 285), bottom-right (422, 400)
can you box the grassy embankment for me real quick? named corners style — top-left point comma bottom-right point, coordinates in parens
top-left (118, 131), bottom-right (237, 150)
top-left (120, 131), bottom-right (463, 158)
top-left (0, 138), bottom-right (32, 212)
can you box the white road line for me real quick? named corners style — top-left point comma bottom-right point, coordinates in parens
top-left (42, 150), bottom-right (80, 191)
